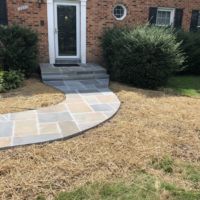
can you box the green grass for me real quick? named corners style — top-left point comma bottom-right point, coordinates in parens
top-left (166, 75), bottom-right (200, 97)
top-left (161, 182), bottom-right (200, 200)
top-left (37, 169), bottom-right (200, 200)
top-left (183, 164), bottom-right (200, 184)
top-left (151, 156), bottom-right (174, 173)
top-left (55, 173), bottom-right (159, 200)
top-left (36, 157), bottom-right (200, 200)
top-left (53, 173), bottom-right (200, 200)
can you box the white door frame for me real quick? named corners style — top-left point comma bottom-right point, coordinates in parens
top-left (54, 2), bottom-right (80, 59)
top-left (47, 0), bottom-right (87, 64)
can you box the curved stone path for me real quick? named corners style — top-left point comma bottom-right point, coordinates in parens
top-left (0, 79), bottom-right (120, 149)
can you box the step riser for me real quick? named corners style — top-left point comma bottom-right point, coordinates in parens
top-left (45, 82), bottom-right (109, 88)
top-left (44, 79), bottom-right (110, 88)
top-left (40, 63), bottom-right (109, 84)
top-left (42, 71), bottom-right (106, 76)
top-left (42, 73), bottom-right (109, 81)
top-left (43, 75), bottom-right (109, 81)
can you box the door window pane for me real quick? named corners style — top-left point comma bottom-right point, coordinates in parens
top-left (57, 5), bottom-right (77, 56)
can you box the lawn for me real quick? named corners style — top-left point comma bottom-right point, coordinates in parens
top-left (0, 82), bottom-right (199, 200)
top-left (165, 75), bottom-right (200, 97)
top-left (53, 165), bottom-right (200, 200)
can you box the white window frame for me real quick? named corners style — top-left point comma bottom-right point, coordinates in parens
top-left (156, 7), bottom-right (175, 27)
top-left (113, 4), bottom-right (127, 21)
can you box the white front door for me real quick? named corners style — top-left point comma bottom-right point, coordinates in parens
top-left (54, 2), bottom-right (80, 59)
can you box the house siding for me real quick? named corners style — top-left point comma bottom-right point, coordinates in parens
top-left (6, 0), bottom-right (200, 63)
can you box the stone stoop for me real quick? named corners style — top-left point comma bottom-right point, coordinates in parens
top-left (40, 63), bottom-right (109, 86)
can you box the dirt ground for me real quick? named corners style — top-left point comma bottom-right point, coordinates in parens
top-left (0, 82), bottom-right (199, 200)
top-left (0, 78), bottom-right (65, 114)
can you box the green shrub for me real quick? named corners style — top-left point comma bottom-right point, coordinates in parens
top-left (177, 31), bottom-right (200, 74)
top-left (0, 25), bottom-right (38, 77)
top-left (0, 70), bottom-right (24, 92)
top-left (102, 26), bottom-right (185, 89)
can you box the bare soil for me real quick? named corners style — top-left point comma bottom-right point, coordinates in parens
top-left (0, 78), bottom-right (65, 114)
top-left (0, 82), bottom-right (199, 200)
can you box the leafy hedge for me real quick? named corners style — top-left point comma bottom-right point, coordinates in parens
top-left (176, 31), bottom-right (200, 75)
top-left (0, 70), bottom-right (24, 92)
top-left (0, 25), bottom-right (38, 77)
top-left (102, 26), bottom-right (185, 89)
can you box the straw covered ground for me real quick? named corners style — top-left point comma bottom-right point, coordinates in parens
top-left (0, 82), bottom-right (199, 199)
top-left (0, 78), bottom-right (65, 114)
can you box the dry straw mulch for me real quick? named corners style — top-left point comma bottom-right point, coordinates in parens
top-left (0, 82), bottom-right (200, 200)
top-left (0, 78), bottom-right (65, 114)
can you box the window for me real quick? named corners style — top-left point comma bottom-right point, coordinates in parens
top-left (197, 11), bottom-right (200, 27)
top-left (113, 4), bottom-right (127, 21)
top-left (0, 0), bottom-right (8, 25)
top-left (190, 10), bottom-right (200, 31)
top-left (156, 8), bottom-right (175, 27)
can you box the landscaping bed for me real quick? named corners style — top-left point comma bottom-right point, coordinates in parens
top-left (0, 78), bottom-right (65, 114)
top-left (0, 82), bottom-right (199, 199)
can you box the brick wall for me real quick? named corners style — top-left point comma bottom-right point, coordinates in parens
top-left (87, 0), bottom-right (200, 63)
top-left (6, 0), bottom-right (48, 63)
top-left (6, 0), bottom-right (200, 63)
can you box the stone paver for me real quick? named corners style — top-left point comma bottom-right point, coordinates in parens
top-left (0, 79), bottom-right (120, 149)
top-left (14, 120), bottom-right (38, 137)
top-left (67, 102), bottom-right (93, 113)
top-left (39, 123), bottom-right (60, 135)
top-left (0, 122), bottom-right (13, 137)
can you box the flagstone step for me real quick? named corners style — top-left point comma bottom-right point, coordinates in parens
top-left (42, 68), bottom-right (107, 75)
top-left (42, 74), bottom-right (109, 81)
top-left (40, 63), bottom-right (109, 82)
top-left (44, 79), bottom-right (110, 93)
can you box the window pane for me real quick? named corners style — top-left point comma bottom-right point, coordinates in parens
top-left (57, 5), bottom-right (77, 56)
top-left (156, 10), bottom-right (171, 26)
top-left (198, 12), bottom-right (200, 27)
top-left (113, 5), bottom-right (126, 19)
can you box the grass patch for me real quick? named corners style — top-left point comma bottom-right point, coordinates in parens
top-left (48, 172), bottom-right (200, 200)
top-left (165, 75), bottom-right (200, 97)
top-left (161, 182), bottom-right (200, 200)
top-left (182, 164), bottom-right (200, 185)
top-left (36, 196), bottom-right (46, 200)
top-left (151, 156), bottom-right (174, 173)
top-left (55, 173), bottom-right (159, 200)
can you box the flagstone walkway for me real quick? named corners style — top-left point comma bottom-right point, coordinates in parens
top-left (0, 79), bottom-right (120, 149)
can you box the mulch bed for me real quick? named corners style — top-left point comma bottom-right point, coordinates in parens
top-left (0, 78), bottom-right (65, 114)
top-left (0, 82), bottom-right (199, 199)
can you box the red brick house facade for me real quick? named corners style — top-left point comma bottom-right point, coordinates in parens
top-left (1, 0), bottom-right (200, 64)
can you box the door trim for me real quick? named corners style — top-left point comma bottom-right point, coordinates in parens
top-left (47, 0), bottom-right (87, 64)
top-left (54, 2), bottom-right (80, 59)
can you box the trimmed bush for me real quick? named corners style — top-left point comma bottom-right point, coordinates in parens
top-left (177, 31), bottom-right (200, 75)
top-left (0, 25), bottom-right (38, 77)
top-left (0, 70), bottom-right (24, 92)
top-left (102, 26), bottom-right (185, 89)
